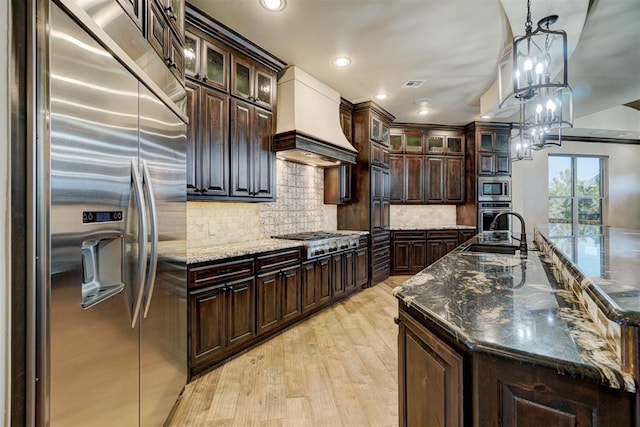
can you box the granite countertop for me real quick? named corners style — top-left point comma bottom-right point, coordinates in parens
top-left (535, 224), bottom-right (640, 325)
top-left (393, 233), bottom-right (636, 392)
top-left (187, 230), bottom-right (369, 264)
top-left (391, 225), bottom-right (477, 231)
top-left (187, 239), bottom-right (304, 264)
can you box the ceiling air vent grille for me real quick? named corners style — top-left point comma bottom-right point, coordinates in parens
top-left (402, 80), bottom-right (425, 88)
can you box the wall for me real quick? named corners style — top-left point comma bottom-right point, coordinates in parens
top-left (389, 205), bottom-right (458, 229)
top-left (512, 140), bottom-right (640, 232)
top-left (1, 0), bottom-right (10, 421)
top-left (187, 160), bottom-right (336, 247)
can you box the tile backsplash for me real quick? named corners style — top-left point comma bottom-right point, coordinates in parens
top-left (389, 205), bottom-right (457, 229)
top-left (187, 160), bottom-right (336, 248)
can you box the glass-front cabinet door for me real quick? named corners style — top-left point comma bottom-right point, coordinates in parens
top-left (405, 132), bottom-right (423, 153)
top-left (389, 133), bottom-right (403, 153)
top-left (232, 56), bottom-right (252, 100)
top-left (184, 31), bottom-right (228, 91)
top-left (255, 70), bottom-right (274, 109)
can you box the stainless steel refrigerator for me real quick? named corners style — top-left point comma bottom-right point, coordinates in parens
top-left (40, 4), bottom-right (187, 425)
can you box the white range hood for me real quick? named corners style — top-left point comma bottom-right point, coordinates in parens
top-left (273, 66), bottom-right (358, 167)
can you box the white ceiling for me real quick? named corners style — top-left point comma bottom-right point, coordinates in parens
top-left (189, 0), bottom-right (640, 137)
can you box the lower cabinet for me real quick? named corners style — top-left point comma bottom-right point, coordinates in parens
top-left (392, 229), bottom-right (475, 274)
top-left (301, 256), bottom-right (331, 314)
top-left (398, 304), bottom-right (636, 427)
top-left (189, 276), bottom-right (255, 375)
top-left (188, 240), bottom-right (371, 377)
top-left (256, 264), bottom-right (302, 335)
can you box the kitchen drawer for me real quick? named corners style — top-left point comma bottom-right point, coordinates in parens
top-left (427, 230), bottom-right (458, 240)
top-left (189, 258), bottom-right (255, 289)
top-left (256, 248), bottom-right (302, 273)
top-left (358, 236), bottom-right (369, 248)
top-left (392, 231), bottom-right (427, 240)
top-left (372, 246), bottom-right (391, 264)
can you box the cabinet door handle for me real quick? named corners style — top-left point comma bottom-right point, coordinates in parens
top-left (201, 188), bottom-right (208, 193)
top-left (202, 76), bottom-right (208, 82)
top-left (393, 317), bottom-right (400, 325)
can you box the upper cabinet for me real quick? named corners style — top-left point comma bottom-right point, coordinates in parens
top-left (184, 5), bottom-right (286, 201)
top-left (147, 0), bottom-right (185, 81)
top-left (231, 54), bottom-right (276, 110)
top-left (476, 125), bottom-right (511, 176)
top-left (389, 125), bottom-right (466, 204)
top-left (184, 30), bottom-right (228, 91)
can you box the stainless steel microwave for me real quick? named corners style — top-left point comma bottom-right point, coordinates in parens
top-left (477, 177), bottom-right (511, 202)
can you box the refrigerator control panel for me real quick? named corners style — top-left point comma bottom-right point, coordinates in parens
top-left (83, 211), bottom-right (123, 223)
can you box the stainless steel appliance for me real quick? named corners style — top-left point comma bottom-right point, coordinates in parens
top-left (273, 231), bottom-right (360, 259)
top-left (477, 176), bottom-right (511, 202)
top-left (478, 202), bottom-right (512, 232)
top-left (37, 5), bottom-right (187, 425)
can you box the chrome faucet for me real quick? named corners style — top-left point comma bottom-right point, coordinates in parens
top-left (490, 211), bottom-right (528, 255)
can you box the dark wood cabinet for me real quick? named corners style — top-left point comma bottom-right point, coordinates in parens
top-left (336, 101), bottom-right (394, 286)
top-left (186, 81), bottom-right (229, 197)
top-left (398, 308), bottom-right (463, 427)
top-left (425, 156), bottom-right (464, 203)
top-left (301, 256), bottom-right (331, 314)
top-left (189, 275), bottom-right (255, 375)
top-left (399, 304), bottom-right (635, 427)
top-left (324, 98), bottom-right (354, 205)
top-left (426, 230), bottom-right (459, 266)
top-left (391, 229), bottom-right (475, 273)
top-left (389, 125), bottom-right (465, 205)
top-left (231, 53), bottom-right (276, 110)
top-left (355, 245), bottom-right (369, 287)
top-left (147, 0), bottom-right (185, 81)
top-left (184, 30), bottom-right (228, 90)
top-left (458, 229), bottom-right (476, 245)
top-left (256, 264), bottom-right (301, 335)
top-left (391, 231), bottom-right (428, 275)
top-left (477, 126), bottom-right (511, 176)
top-left (185, 8), bottom-right (284, 201)
top-left (230, 98), bottom-right (275, 200)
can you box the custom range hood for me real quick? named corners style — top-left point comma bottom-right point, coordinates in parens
top-left (274, 66), bottom-right (357, 167)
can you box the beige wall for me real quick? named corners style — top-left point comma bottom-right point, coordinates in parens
top-left (512, 140), bottom-right (640, 232)
top-left (187, 160), bottom-right (337, 247)
top-left (1, 0), bottom-right (10, 421)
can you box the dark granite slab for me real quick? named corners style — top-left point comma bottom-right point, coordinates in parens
top-left (393, 233), bottom-right (635, 392)
top-left (536, 225), bottom-right (640, 326)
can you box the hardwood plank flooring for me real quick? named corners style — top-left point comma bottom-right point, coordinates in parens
top-left (167, 276), bottom-right (410, 427)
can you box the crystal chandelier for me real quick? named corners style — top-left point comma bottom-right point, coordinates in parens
top-left (498, 0), bottom-right (574, 161)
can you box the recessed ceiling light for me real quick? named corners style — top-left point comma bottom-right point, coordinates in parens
top-left (414, 97), bottom-right (430, 106)
top-left (374, 93), bottom-right (389, 100)
top-left (417, 110), bottom-right (429, 116)
top-left (260, 0), bottom-right (286, 12)
top-left (481, 114), bottom-right (491, 119)
top-left (332, 57), bottom-right (351, 68)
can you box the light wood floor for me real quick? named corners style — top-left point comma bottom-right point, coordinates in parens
top-left (167, 276), bottom-right (410, 427)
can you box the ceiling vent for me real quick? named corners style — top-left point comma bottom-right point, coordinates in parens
top-left (402, 80), bottom-right (425, 88)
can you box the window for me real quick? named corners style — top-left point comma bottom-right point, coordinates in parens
top-left (548, 155), bottom-right (607, 277)
top-left (548, 155), bottom-right (605, 229)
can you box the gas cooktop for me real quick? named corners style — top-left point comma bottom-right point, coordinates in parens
top-left (273, 231), bottom-right (361, 259)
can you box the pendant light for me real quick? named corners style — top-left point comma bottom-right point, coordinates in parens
top-left (498, 0), bottom-right (574, 160)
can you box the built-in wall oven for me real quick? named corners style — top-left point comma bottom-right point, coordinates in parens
top-left (478, 202), bottom-right (512, 232)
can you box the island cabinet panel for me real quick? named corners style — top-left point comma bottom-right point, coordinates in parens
top-left (399, 309), bottom-right (463, 427)
top-left (474, 353), bottom-right (635, 427)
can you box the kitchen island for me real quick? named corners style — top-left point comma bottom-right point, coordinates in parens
top-left (393, 232), bottom-right (637, 426)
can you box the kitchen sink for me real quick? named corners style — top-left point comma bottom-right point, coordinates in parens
top-left (462, 243), bottom-right (518, 255)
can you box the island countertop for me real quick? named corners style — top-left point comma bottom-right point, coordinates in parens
top-left (535, 224), bottom-right (640, 326)
top-left (393, 233), bottom-right (636, 392)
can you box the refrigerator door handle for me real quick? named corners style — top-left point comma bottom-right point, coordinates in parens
top-left (131, 157), bottom-right (148, 328)
top-left (142, 160), bottom-right (159, 318)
